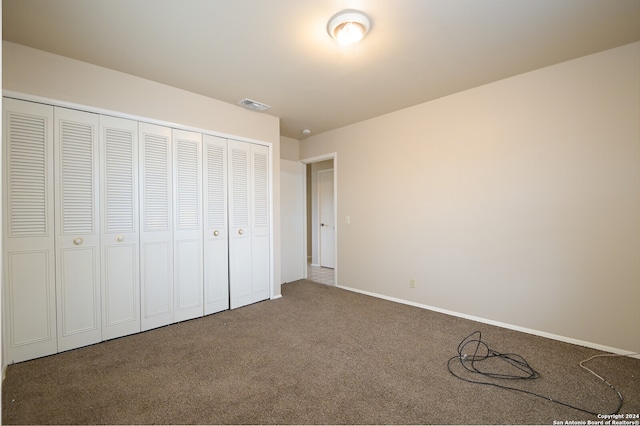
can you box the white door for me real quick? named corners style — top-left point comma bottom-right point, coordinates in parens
top-left (139, 123), bottom-right (174, 331)
top-left (250, 144), bottom-right (270, 302)
top-left (3, 98), bottom-right (57, 363)
top-left (280, 160), bottom-right (306, 283)
top-left (54, 107), bottom-right (102, 352)
top-left (319, 169), bottom-right (335, 269)
top-left (173, 129), bottom-right (203, 321)
top-left (228, 140), bottom-right (271, 309)
top-left (228, 140), bottom-right (253, 309)
top-left (203, 134), bottom-right (229, 315)
top-left (100, 115), bottom-right (140, 340)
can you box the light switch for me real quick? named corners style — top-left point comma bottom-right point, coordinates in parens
top-left (346, 216), bottom-right (351, 224)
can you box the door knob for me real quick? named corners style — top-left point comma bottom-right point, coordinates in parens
top-left (73, 238), bottom-right (83, 246)
top-left (213, 230), bottom-right (219, 237)
top-left (238, 229), bottom-right (244, 235)
top-left (116, 235), bottom-right (125, 242)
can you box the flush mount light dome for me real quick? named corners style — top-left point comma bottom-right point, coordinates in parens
top-left (327, 9), bottom-right (370, 46)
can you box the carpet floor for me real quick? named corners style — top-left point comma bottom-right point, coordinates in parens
top-left (2, 280), bottom-right (639, 424)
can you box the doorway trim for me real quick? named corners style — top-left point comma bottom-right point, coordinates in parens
top-left (300, 153), bottom-right (337, 286)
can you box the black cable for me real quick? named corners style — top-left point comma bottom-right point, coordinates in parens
top-left (446, 331), bottom-right (624, 416)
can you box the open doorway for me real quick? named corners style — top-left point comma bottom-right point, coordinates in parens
top-left (302, 154), bottom-right (336, 286)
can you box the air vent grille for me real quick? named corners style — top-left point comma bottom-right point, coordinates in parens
top-left (238, 98), bottom-right (271, 112)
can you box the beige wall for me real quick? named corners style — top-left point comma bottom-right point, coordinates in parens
top-left (3, 42), bottom-right (279, 145)
top-left (300, 42), bottom-right (640, 353)
top-left (280, 136), bottom-right (300, 161)
top-left (2, 41), bottom-right (283, 297)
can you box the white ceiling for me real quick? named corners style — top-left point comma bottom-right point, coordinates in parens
top-left (3, 0), bottom-right (640, 139)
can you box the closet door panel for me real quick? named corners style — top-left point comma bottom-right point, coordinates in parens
top-left (175, 240), bottom-right (202, 312)
top-left (142, 242), bottom-right (172, 318)
top-left (103, 244), bottom-right (137, 330)
top-left (100, 115), bottom-right (140, 340)
top-left (173, 129), bottom-right (203, 322)
top-left (6, 252), bottom-right (53, 350)
top-left (3, 98), bottom-right (57, 362)
top-left (139, 123), bottom-right (174, 331)
top-left (228, 140), bottom-right (253, 309)
top-left (251, 144), bottom-right (270, 303)
top-left (54, 107), bottom-right (101, 352)
top-left (59, 247), bottom-right (99, 332)
top-left (203, 135), bottom-right (229, 315)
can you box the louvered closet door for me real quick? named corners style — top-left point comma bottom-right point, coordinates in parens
top-left (203, 135), bottom-right (229, 315)
top-left (100, 115), bottom-right (140, 340)
top-left (54, 107), bottom-right (102, 352)
top-left (228, 140), bottom-right (253, 309)
top-left (228, 140), bottom-right (271, 309)
top-left (250, 143), bottom-right (270, 303)
top-left (3, 98), bottom-right (57, 363)
top-left (173, 129), bottom-right (204, 322)
top-left (139, 123), bottom-right (174, 331)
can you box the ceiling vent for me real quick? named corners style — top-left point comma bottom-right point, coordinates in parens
top-left (238, 98), bottom-right (271, 112)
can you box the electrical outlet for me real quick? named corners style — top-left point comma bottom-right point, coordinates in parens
top-left (410, 278), bottom-right (416, 288)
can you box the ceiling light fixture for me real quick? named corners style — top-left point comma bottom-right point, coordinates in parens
top-left (327, 10), bottom-right (370, 46)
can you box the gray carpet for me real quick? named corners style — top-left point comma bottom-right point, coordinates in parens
top-left (2, 280), bottom-right (639, 424)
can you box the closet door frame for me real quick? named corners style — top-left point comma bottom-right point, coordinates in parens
top-left (3, 93), bottom-right (275, 360)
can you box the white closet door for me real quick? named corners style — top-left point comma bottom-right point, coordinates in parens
top-left (54, 107), bottom-right (102, 352)
top-left (3, 98), bottom-right (57, 363)
top-left (203, 135), bottom-right (229, 315)
top-left (228, 140), bottom-right (253, 309)
top-left (100, 115), bottom-right (140, 340)
top-left (139, 123), bottom-right (174, 331)
top-left (173, 129), bottom-right (204, 322)
top-left (228, 140), bottom-right (271, 309)
top-left (250, 144), bottom-right (270, 303)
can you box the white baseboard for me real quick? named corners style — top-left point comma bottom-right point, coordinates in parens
top-left (336, 284), bottom-right (639, 357)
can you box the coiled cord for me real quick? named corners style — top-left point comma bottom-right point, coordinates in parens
top-left (446, 331), bottom-right (635, 416)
